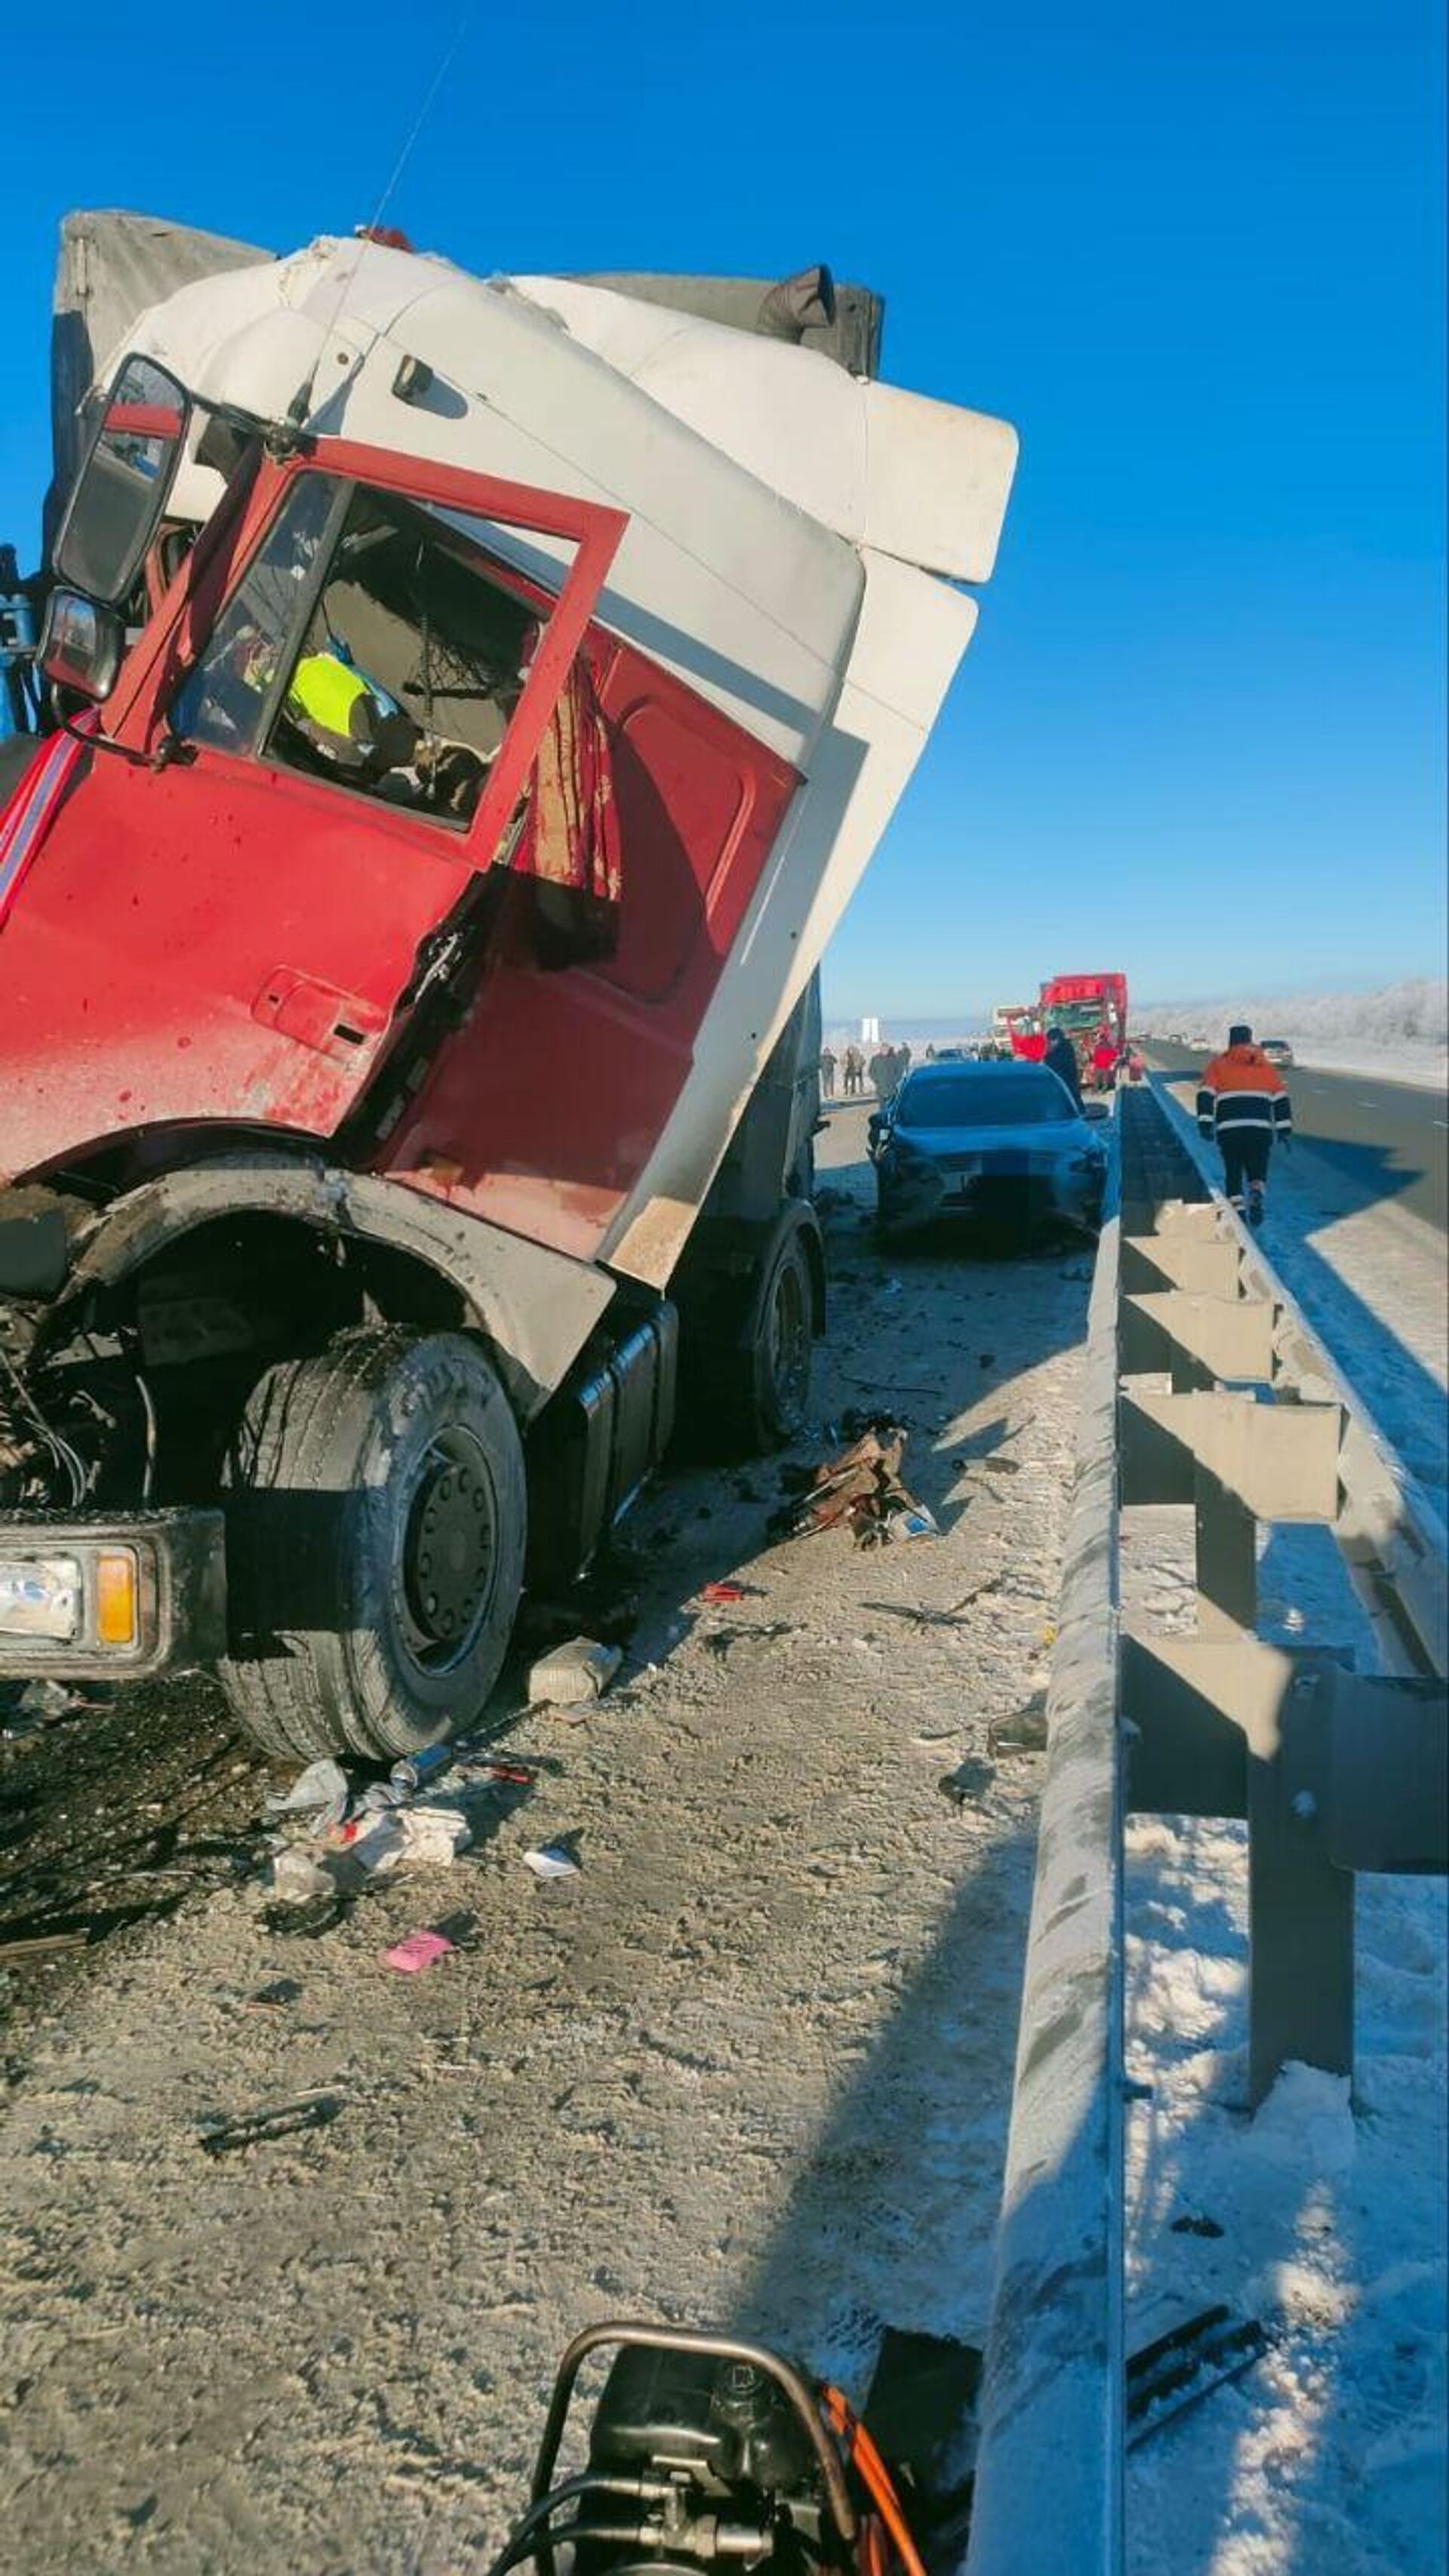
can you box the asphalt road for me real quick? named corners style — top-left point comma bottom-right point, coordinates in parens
top-left (1143, 1045), bottom-right (1448, 1233)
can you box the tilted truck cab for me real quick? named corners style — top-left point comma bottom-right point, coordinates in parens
top-left (0, 221), bottom-right (1016, 1757)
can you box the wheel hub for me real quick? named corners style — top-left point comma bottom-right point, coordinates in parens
top-left (401, 1434), bottom-right (494, 1663)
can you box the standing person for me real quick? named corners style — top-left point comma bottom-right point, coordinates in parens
top-left (869, 1047), bottom-right (892, 1100)
top-left (1090, 1025), bottom-right (1118, 1091)
top-left (1043, 1023), bottom-right (1083, 1108)
top-left (844, 1043), bottom-right (863, 1096)
top-left (1197, 1023), bottom-right (1292, 1226)
top-left (820, 1046), bottom-right (837, 1100)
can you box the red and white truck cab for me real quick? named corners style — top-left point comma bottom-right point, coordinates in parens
top-left (0, 225), bottom-right (1016, 1757)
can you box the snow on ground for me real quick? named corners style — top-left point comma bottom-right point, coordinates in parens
top-left (1152, 1076), bottom-right (1448, 1509)
top-left (1137, 978), bottom-right (1449, 1091)
top-left (1121, 1509), bottom-right (1447, 2575)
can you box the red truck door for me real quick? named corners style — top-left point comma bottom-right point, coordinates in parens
top-left (0, 445), bottom-right (623, 1178)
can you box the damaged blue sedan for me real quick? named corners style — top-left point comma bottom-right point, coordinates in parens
top-left (869, 1060), bottom-right (1107, 1240)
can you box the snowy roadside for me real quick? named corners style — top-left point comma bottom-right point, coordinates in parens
top-left (1119, 1092), bottom-right (1446, 2575)
top-left (1152, 1074), bottom-right (1447, 1508)
top-left (1281, 1041), bottom-right (1447, 1091)
top-left (1122, 1508), bottom-right (1447, 2576)
top-left (1135, 980), bottom-right (1447, 1092)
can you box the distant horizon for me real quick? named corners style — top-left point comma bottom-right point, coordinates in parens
top-left (820, 971), bottom-right (1447, 1038)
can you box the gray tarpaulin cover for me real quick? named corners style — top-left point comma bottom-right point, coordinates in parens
top-left (48, 209), bottom-right (269, 543)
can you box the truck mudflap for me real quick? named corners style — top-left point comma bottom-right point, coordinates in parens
top-left (0, 1509), bottom-right (226, 1682)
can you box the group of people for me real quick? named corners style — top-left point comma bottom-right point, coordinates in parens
top-left (821, 1043), bottom-right (916, 1100)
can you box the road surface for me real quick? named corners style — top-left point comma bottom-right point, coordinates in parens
top-left (0, 1106), bottom-right (1089, 2576)
top-left (1143, 1045), bottom-right (1447, 1233)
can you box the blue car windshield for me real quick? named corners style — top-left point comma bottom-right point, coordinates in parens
top-left (899, 1073), bottom-right (1069, 1128)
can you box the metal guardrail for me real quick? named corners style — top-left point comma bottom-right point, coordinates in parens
top-left (964, 1084), bottom-right (1448, 2576)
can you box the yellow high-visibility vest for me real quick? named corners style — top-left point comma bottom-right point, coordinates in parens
top-left (286, 651), bottom-right (372, 740)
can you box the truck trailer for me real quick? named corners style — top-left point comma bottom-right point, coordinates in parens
top-left (0, 214), bottom-right (1016, 1759)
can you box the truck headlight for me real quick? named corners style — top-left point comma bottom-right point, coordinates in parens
top-left (0, 1555), bottom-right (82, 1642)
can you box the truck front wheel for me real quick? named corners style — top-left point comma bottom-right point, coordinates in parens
top-left (218, 1328), bottom-right (525, 1762)
top-left (731, 1226), bottom-right (817, 1450)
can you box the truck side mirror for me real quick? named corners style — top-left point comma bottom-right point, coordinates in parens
top-left (38, 588), bottom-right (125, 703)
top-left (52, 354), bottom-right (190, 608)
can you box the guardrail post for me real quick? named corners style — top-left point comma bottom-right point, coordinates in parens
top-left (1247, 1727), bottom-right (1355, 2104)
top-left (1194, 1462), bottom-right (1257, 1638)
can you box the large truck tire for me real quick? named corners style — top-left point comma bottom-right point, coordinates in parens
top-left (723, 1225), bottom-right (816, 1451)
top-left (218, 1327), bottom-right (525, 1762)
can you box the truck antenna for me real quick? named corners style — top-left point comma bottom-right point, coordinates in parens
top-left (288, 12), bottom-right (473, 433)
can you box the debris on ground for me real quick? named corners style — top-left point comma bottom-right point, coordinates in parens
top-left (523, 1843), bottom-right (580, 1882)
top-left (698, 1580), bottom-right (750, 1604)
top-left (248, 1978), bottom-right (301, 2008)
top-left (527, 1636), bottom-right (623, 1706)
top-left (383, 1928), bottom-right (455, 1974)
top-left (938, 1757), bottom-right (996, 1808)
top-left (390, 1743), bottom-right (455, 1796)
top-left (266, 1847), bottom-right (335, 1907)
top-left (988, 1693), bottom-right (1050, 1756)
top-left (771, 1423), bottom-right (932, 1547)
top-left (703, 1620), bottom-right (795, 1660)
top-left (197, 2092), bottom-right (345, 2156)
top-left (0, 1926), bottom-right (90, 1965)
top-left (260, 1888), bottom-right (348, 1937)
top-left (263, 1757), bottom-right (350, 1824)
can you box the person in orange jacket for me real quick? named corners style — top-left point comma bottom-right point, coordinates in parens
top-left (1197, 1023), bottom-right (1293, 1224)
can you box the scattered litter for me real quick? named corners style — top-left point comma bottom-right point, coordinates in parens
top-left (264, 1756), bottom-right (350, 1823)
top-left (528, 1636), bottom-right (622, 1705)
top-left (882, 1504), bottom-right (939, 1543)
top-left (18, 1678), bottom-right (103, 1722)
top-left (1170, 2213), bottom-right (1225, 2239)
top-left (524, 1844), bottom-right (580, 1882)
top-left (197, 2091), bottom-right (344, 2156)
top-left (267, 1847), bottom-right (334, 1907)
top-left (704, 1620), bottom-right (794, 1660)
top-left (261, 1888), bottom-right (348, 1937)
top-left (772, 1423), bottom-right (930, 1547)
top-left (391, 1743), bottom-right (454, 1796)
top-left (472, 1759), bottom-right (535, 1787)
top-left (384, 1928), bottom-right (455, 1974)
top-left (341, 1803), bottom-right (470, 1876)
top-left (938, 1757), bottom-right (995, 1808)
top-left (249, 1977), bottom-right (301, 2008)
top-left (394, 1803), bottom-right (471, 1864)
top-left (699, 1580), bottom-right (749, 1604)
top-left (980, 1454), bottom-right (1023, 1476)
top-left (880, 1277), bottom-right (903, 1297)
top-left (989, 1692), bottom-right (1049, 1757)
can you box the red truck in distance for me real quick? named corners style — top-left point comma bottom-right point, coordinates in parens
top-left (1032, 974), bottom-right (1129, 1088)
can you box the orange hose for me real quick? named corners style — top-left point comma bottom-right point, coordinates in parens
top-left (823, 2386), bottom-right (930, 2576)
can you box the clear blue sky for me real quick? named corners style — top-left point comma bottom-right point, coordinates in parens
top-left (2, 1), bottom-right (1443, 1016)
